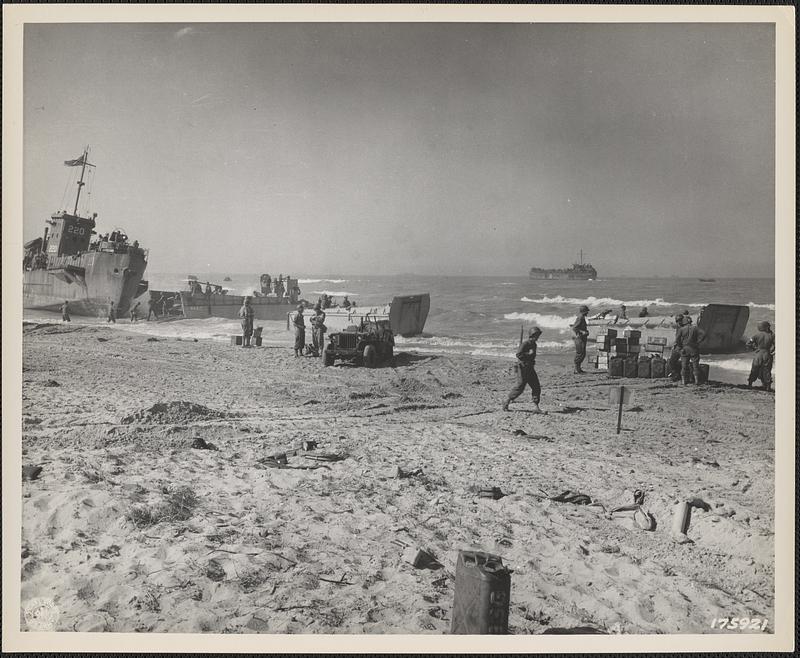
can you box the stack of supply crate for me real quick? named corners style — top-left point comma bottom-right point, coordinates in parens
top-left (644, 336), bottom-right (668, 357)
top-left (593, 328), bottom-right (616, 370)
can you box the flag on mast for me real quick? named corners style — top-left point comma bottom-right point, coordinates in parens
top-left (64, 154), bottom-right (86, 167)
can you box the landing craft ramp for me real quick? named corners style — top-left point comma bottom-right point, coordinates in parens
top-left (292, 293), bottom-right (430, 338)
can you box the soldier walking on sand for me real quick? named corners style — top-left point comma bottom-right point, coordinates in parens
top-left (239, 297), bottom-right (254, 347)
top-left (571, 305), bottom-right (590, 374)
top-left (503, 327), bottom-right (543, 413)
top-left (746, 320), bottom-right (775, 391)
top-left (60, 300), bottom-right (71, 323)
top-left (293, 304), bottom-right (306, 357)
top-left (107, 301), bottom-right (116, 323)
top-left (675, 314), bottom-right (706, 385)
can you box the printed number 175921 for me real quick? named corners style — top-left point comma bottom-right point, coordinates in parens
top-left (711, 617), bottom-right (769, 631)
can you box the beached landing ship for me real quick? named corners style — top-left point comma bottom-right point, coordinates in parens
top-left (23, 148), bottom-right (149, 317)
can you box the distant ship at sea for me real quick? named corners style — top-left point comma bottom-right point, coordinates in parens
top-left (529, 250), bottom-right (597, 280)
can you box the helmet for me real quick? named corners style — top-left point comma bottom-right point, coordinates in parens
top-left (529, 326), bottom-right (542, 337)
top-left (296, 304), bottom-right (304, 311)
top-left (757, 320), bottom-right (771, 331)
top-left (244, 296), bottom-right (251, 304)
top-left (674, 314), bottom-right (684, 323)
top-left (579, 305), bottom-right (589, 313)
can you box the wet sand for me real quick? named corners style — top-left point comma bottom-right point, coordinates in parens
top-left (20, 321), bottom-right (775, 634)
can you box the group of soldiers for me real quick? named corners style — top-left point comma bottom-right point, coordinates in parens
top-left (237, 297), bottom-right (329, 356)
top-left (291, 302), bottom-right (328, 357)
top-left (503, 304), bottom-right (776, 412)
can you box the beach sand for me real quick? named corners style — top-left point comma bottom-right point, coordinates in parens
top-left (20, 321), bottom-right (775, 634)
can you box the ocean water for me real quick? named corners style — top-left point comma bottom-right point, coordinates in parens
top-left (24, 273), bottom-right (775, 378)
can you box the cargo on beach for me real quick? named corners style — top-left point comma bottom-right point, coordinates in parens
top-left (587, 304), bottom-right (750, 353)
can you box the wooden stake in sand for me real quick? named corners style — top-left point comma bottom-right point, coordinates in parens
top-left (609, 385), bottom-right (632, 434)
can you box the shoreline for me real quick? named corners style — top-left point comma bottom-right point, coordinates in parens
top-left (22, 312), bottom-right (757, 386)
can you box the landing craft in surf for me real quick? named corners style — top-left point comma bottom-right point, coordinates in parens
top-left (586, 304), bottom-right (750, 353)
top-left (134, 273), bottom-right (302, 321)
top-left (290, 294), bottom-right (430, 337)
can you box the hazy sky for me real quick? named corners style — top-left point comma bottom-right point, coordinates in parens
top-left (24, 22), bottom-right (775, 277)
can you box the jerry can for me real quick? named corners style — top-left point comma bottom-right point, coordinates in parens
top-left (637, 357), bottom-right (651, 378)
top-left (650, 356), bottom-right (666, 378)
top-left (451, 551), bottom-right (511, 634)
top-left (697, 363), bottom-right (709, 384)
top-left (623, 356), bottom-right (638, 378)
top-left (231, 335), bottom-right (243, 346)
top-left (609, 356), bottom-right (625, 378)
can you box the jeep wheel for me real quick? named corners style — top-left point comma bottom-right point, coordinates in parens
top-left (322, 345), bottom-right (335, 367)
top-left (362, 344), bottom-right (377, 368)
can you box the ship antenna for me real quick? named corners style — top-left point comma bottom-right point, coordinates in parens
top-left (72, 145), bottom-right (94, 216)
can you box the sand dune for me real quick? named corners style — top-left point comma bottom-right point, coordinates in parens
top-left (20, 322), bottom-right (774, 634)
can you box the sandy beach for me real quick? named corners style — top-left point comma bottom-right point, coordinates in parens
top-left (19, 321), bottom-right (775, 634)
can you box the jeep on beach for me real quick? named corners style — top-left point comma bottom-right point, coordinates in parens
top-left (322, 317), bottom-right (395, 367)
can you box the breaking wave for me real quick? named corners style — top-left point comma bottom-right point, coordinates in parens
top-left (520, 295), bottom-right (704, 308)
top-left (310, 290), bottom-right (359, 297)
top-left (503, 312), bottom-right (572, 332)
top-left (521, 295), bottom-right (775, 311)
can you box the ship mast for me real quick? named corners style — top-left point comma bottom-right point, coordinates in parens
top-left (72, 145), bottom-right (90, 216)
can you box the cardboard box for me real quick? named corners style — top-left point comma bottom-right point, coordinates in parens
top-left (614, 338), bottom-right (628, 353)
top-left (622, 329), bottom-right (642, 339)
top-left (598, 328), bottom-right (618, 339)
top-left (595, 336), bottom-right (612, 351)
top-left (647, 336), bottom-right (668, 346)
top-left (628, 344), bottom-right (642, 353)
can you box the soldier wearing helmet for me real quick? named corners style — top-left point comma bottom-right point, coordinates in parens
top-left (292, 304), bottom-right (306, 357)
top-left (674, 313), bottom-right (706, 384)
top-left (746, 320), bottom-right (775, 391)
top-left (667, 313), bottom-right (685, 381)
top-left (503, 327), bottom-right (543, 413)
top-left (570, 305), bottom-right (590, 374)
top-left (239, 296), bottom-right (254, 347)
top-left (310, 302), bottom-right (327, 357)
